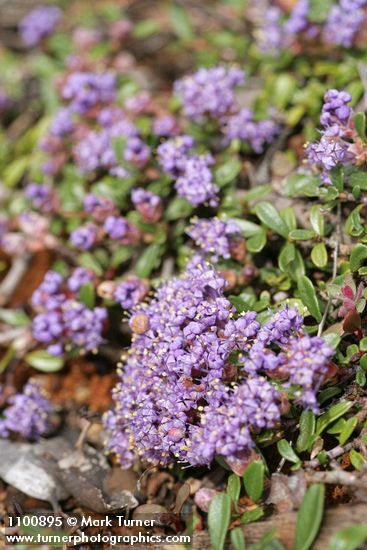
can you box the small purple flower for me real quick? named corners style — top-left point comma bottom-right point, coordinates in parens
top-left (25, 183), bottom-right (54, 212)
top-left (83, 193), bottom-right (117, 221)
top-left (131, 188), bottom-right (162, 222)
top-left (19, 5), bottom-right (62, 47)
top-left (0, 380), bottom-right (54, 440)
top-left (324, 1), bottom-right (366, 47)
top-left (32, 311), bottom-right (64, 343)
top-left (174, 66), bottom-right (245, 122)
top-left (103, 216), bottom-right (129, 240)
top-left (187, 217), bottom-right (241, 261)
top-left (175, 156), bottom-right (219, 207)
top-left (70, 223), bottom-right (98, 250)
top-left (125, 91), bottom-right (151, 113)
top-left (114, 277), bottom-right (148, 309)
top-left (62, 72), bottom-right (116, 114)
top-left (67, 268), bottom-right (94, 293)
top-left (222, 108), bottom-right (280, 153)
top-left (157, 135), bottom-right (195, 176)
top-left (284, 0), bottom-right (310, 35)
top-left (50, 107), bottom-right (74, 137)
top-left (153, 115), bottom-right (180, 137)
top-left (256, 7), bottom-right (285, 54)
top-left (284, 335), bottom-right (334, 411)
top-left (124, 136), bottom-right (150, 167)
top-left (320, 89), bottom-right (352, 128)
top-left (31, 270), bottom-right (63, 308)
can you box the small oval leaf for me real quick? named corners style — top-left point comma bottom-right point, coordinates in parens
top-left (208, 493), bottom-right (231, 550)
top-left (295, 484), bottom-right (325, 550)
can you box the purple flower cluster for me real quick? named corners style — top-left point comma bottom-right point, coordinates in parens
top-left (256, 6), bottom-right (284, 53)
top-left (70, 193), bottom-right (140, 250)
top-left (74, 109), bottom-right (148, 175)
top-left (32, 270), bottom-right (107, 355)
top-left (25, 183), bottom-right (54, 212)
top-left (105, 261), bottom-right (332, 468)
top-left (0, 380), bottom-right (54, 441)
top-left (284, 0), bottom-right (310, 35)
top-left (70, 223), bottom-right (99, 250)
top-left (131, 188), bottom-right (162, 222)
top-left (188, 377), bottom-right (280, 466)
top-left (157, 135), bottom-right (196, 176)
top-left (222, 108), bottom-right (280, 153)
top-left (174, 66), bottom-right (245, 122)
top-left (50, 107), bottom-right (74, 137)
top-left (157, 136), bottom-right (218, 207)
top-left (187, 217), bottom-right (241, 261)
top-left (19, 5), bottom-right (62, 47)
top-left (62, 72), bottom-right (116, 114)
top-left (114, 276), bottom-right (148, 309)
top-left (153, 114), bottom-right (180, 137)
top-left (283, 335), bottom-right (334, 411)
top-left (324, 0), bottom-right (367, 47)
top-left (306, 89), bottom-right (355, 180)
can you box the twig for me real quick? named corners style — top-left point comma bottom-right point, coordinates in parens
top-left (305, 469), bottom-right (367, 486)
top-left (0, 253), bottom-right (32, 306)
top-left (317, 202), bottom-right (341, 337)
top-left (303, 438), bottom-right (359, 468)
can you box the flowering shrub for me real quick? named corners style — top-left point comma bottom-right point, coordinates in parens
top-left (1, 1), bottom-right (367, 547)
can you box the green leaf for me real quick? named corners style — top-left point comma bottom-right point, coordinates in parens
top-left (208, 493), bottom-right (231, 550)
top-left (283, 174), bottom-right (320, 198)
top-left (328, 524), bottom-right (367, 550)
top-left (350, 244), bottom-right (367, 272)
top-left (308, 0), bottom-right (333, 21)
top-left (360, 337), bottom-right (367, 351)
top-left (0, 308), bottom-right (30, 327)
top-left (25, 350), bottom-right (64, 372)
top-left (234, 219), bottom-right (263, 237)
top-left (111, 246), bottom-right (134, 268)
top-left (215, 159), bottom-right (242, 187)
top-left (295, 484), bottom-right (325, 550)
top-left (354, 112), bottom-right (367, 141)
top-left (254, 202), bottom-right (289, 238)
top-left (330, 166), bottom-right (344, 192)
top-left (281, 207), bottom-right (297, 231)
top-left (348, 172), bottom-right (367, 191)
top-left (79, 252), bottom-right (104, 277)
top-left (289, 229), bottom-right (315, 241)
top-left (240, 507), bottom-right (264, 524)
top-left (297, 410), bottom-right (316, 453)
top-left (310, 206), bottom-right (325, 236)
top-left (338, 417), bottom-right (358, 445)
top-left (133, 19), bottom-right (161, 38)
top-left (243, 184), bottom-right (272, 203)
top-left (78, 282), bottom-right (96, 309)
top-left (316, 401), bottom-right (354, 435)
top-left (279, 243), bottom-right (296, 272)
top-left (247, 228), bottom-right (267, 253)
top-left (350, 449), bottom-right (366, 470)
top-left (277, 440), bottom-right (300, 464)
top-left (311, 243), bottom-right (328, 268)
top-left (273, 74), bottom-right (296, 110)
top-left (170, 2), bottom-right (193, 40)
top-left (230, 527), bottom-right (246, 550)
top-left (243, 460), bottom-right (265, 502)
top-left (298, 276), bottom-right (322, 322)
top-left (165, 197), bottom-right (193, 220)
top-left (356, 368), bottom-right (366, 386)
top-left (135, 244), bottom-right (164, 278)
top-left (227, 474), bottom-right (241, 502)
